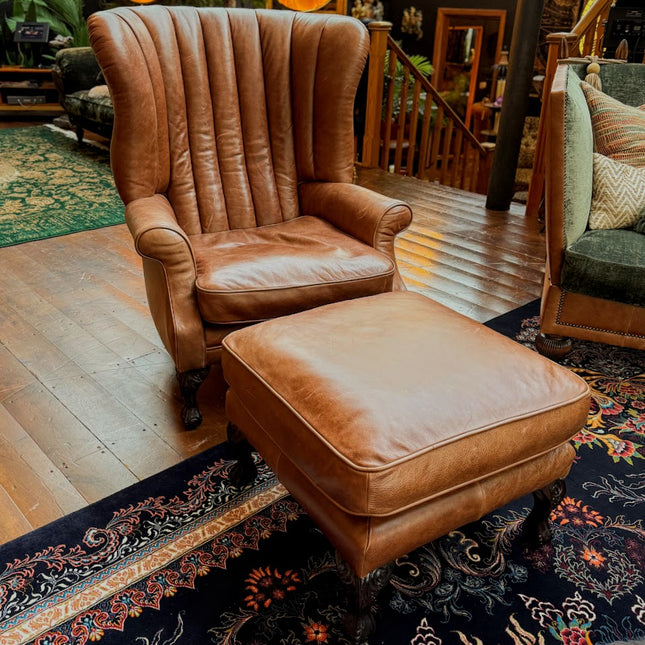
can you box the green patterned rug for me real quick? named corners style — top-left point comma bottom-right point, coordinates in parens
top-left (0, 125), bottom-right (124, 247)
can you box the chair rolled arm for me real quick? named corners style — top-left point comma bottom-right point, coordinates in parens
top-left (298, 182), bottom-right (412, 258)
top-left (125, 194), bottom-right (205, 371)
top-left (126, 194), bottom-right (195, 267)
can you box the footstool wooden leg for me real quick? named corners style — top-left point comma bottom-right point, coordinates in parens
top-left (226, 422), bottom-right (258, 487)
top-left (522, 478), bottom-right (566, 548)
top-left (336, 553), bottom-right (393, 644)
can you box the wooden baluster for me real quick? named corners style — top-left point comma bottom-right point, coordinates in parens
top-left (439, 120), bottom-right (453, 185)
top-left (477, 147), bottom-right (494, 194)
top-left (393, 66), bottom-right (410, 174)
top-left (428, 106), bottom-right (444, 182)
top-left (380, 48), bottom-right (397, 170)
top-left (417, 95), bottom-right (433, 180)
top-left (450, 130), bottom-right (464, 187)
top-left (406, 79), bottom-right (422, 177)
top-left (361, 21), bottom-right (392, 168)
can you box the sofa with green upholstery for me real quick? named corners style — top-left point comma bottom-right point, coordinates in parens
top-left (537, 61), bottom-right (645, 357)
top-left (52, 47), bottom-right (113, 143)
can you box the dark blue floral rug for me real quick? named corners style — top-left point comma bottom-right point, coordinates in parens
top-left (1, 300), bottom-right (644, 645)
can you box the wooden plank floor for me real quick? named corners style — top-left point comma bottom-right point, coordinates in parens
top-left (0, 143), bottom-right (545, 544)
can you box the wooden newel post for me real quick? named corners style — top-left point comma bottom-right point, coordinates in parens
top-left (361, 21), bottom-right (392, 168)
top-left (525, 32), bottom-right (576, 219)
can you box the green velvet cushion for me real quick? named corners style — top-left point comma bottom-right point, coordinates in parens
top-left (633, 210), bottom-right (645, 234)
top-left (562, 229), bottom-right (645, 306)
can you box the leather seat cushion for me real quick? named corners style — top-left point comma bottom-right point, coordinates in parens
top-left (222, 292), bottom-right (590, 517)
top-left (192, 216), bottom-right (395, 324)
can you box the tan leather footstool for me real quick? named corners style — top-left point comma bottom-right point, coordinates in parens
top-left (221, 292), bottom-right (590, 619)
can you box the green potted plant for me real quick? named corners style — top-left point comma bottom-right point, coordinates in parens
top-left (2, 0), bottom-right (88, 66)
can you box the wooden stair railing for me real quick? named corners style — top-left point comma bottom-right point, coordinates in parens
top-left (361, 22), bottom-right (494, 194)
top-left (525, 0), bottom-right (615, 218)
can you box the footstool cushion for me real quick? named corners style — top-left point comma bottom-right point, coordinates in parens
top-left (221, 292), bottom-right (590, 577)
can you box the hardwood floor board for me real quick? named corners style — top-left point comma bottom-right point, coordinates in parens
top-left (0, 281), bottom-right (128, 379)
top-left (358, 167), bottom-right (527, 216)
top-left (0, 303), bottom-right (75, 382)
top-left (0, 406), bottom-right (86, 516)
top-left (82, 361), bottom-right (225, 456)
top-left (407, 216), bottom-right (544, 257)
top-left (399, 259), bottom-right (534, 313)
top-left (37, 362), bottom-right (184, 478)
top-left (403, 225), bottom-right (544, 269)
top-left (2, 382), bottom-right (139, 503)
top-left (0, 486), bottom-right (32, 544)
top-left (92, 284), bottom-right (166, 352)
top-left (15, 229), bottom-right (148, 309)
top-left (397, 239), bottom-right (542, 293)
top-left (55, 294), bottom-right (162, 366)
top-left (0, 425), bottom-right (72, 532)
top-left (0, 343), bottom-right (36, 402)
top-left (399, 231), bottom-right (543, 284)
top-left (400, 272), bottom-right (500, 321)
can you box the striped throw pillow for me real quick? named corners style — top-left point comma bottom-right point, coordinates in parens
top-left (581, 81), bottom-right (645, 169)
top-left (589, 153), bottom-right (645, 230)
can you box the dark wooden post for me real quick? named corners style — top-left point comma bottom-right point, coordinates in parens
top-left (361, 22), bottom-right (392, 168)
top-left (524, 32), bottom-right (576, 219)
top-left (486, 0), bottom-right (545, 211)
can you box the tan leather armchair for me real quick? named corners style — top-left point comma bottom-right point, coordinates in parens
top-left (88, 7), bottom-right (412, 428)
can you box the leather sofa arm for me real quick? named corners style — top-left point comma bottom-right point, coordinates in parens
top-left (125, 195), bottom-right (205, 372)
top-left (298, 182), bottom-right (412, 259)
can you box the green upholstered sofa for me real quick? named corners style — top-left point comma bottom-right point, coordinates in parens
top-left (537, 62), bottom-right (645, 357)
top-left (52, 47), bottom-right (113, 143)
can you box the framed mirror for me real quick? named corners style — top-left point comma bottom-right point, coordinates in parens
top-left (431, 8), bottom-right (506, 129)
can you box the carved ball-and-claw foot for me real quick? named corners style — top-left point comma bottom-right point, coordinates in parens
top-left (336, 553), bottom-right (393, 644)
top-left (535, 333), bottom-right (573, 361)
top-left (521, 478), bottom-right (566, 549)
top-left (177, 367), bottom-right (210, 430)
top-left (226, 422), bottom-right (258, 488)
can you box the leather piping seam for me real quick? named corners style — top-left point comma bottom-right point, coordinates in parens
top-left (196, 267), bottom-right (395, 295)
top-left (299, 439), bottom-right (575, 518)
top-left (371, 202), bottom-right (413, 249)
top-left (233, 392), bottom-right (576, 518)
top-left (222, 348), bottom-right (590, 472)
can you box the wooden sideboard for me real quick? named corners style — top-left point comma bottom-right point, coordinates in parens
top-left (0, 67), bottom-right (63, 117)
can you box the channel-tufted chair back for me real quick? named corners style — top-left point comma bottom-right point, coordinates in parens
top-left (89, 6), bottom-right (361, 235)
top-left (88, 7), bottom-right (412, 429)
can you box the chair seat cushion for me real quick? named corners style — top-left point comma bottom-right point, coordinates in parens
top-left (192, 216), bottom-right (395, 324)
top-left (562, 229), bottom-right (645, 306)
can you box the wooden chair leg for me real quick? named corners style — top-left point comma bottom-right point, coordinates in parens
top-left (226, 422), bottom-right (258, 487)
top-left (176, 366), bottom-right (210, 430)
top-left (336, 553), bottom-right (393, 644)
top-left (535, 333), bottom-right (573, 360)
top-left (522, 478), bottom-right (566, 548)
